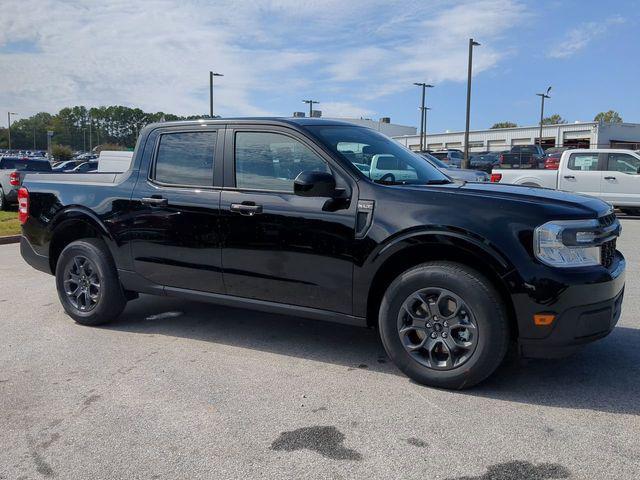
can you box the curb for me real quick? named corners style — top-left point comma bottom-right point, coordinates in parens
top-left (0, 235), bottom-right (21, 245)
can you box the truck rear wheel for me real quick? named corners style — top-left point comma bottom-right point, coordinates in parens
top-left (55, 239), bottom-right (127, 326)
top-left (379, 261), bottom-right (509, 389)
top-left (0, 189), bottom-right (6, 211)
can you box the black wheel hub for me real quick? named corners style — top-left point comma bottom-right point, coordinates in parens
top-left (397, 287), bottom-right (478, 370)
top-left (63, 255), bottom-right (101, 312)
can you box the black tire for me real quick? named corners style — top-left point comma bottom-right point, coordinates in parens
top-left (378, 261), bottom-right (509, 389)
top-left (0, 189), bottom-right (6, 211)
top-left (55, 238), bottom-right (127, 326)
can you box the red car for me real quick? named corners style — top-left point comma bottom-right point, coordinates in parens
top-left (544, 152), bottom-right (562, 170)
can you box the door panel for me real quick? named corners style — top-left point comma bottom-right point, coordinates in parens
top-left (220, 127), bottom-right (357, 314)
top-left (130, 128), bottom-right (225, 293)
top-left (558, 152), bottom-right (601, 197)
top-left (600, 152), bottom-right (640, 206)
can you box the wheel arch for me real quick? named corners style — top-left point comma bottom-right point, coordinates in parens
top-left (48, 207), bottom-right (117, 274)
top-left (363, 232), bottom-right (518, 339)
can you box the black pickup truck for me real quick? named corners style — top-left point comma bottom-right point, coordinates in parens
top-left (19, 118), bottom-right (625, 389)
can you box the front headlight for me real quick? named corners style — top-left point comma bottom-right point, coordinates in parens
top-left (534, 220), bottom-right (601, 268)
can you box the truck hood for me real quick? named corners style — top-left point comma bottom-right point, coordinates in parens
top-left (453, 182), bottom-right (612, 217)
top-left (397, 181), bottom-right (613, 218)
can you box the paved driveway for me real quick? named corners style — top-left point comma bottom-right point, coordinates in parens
top-left (1, 220), bottom-right (639, 479)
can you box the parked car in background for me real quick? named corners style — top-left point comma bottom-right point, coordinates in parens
top-left (19, 118), bottom-right (625, 390)
top-left (71, 161), bottom-right (98, 173)
top-left (0, 156), bottom-right (52, 210)
top-left (420, 153), bottom-right (489, 182)
top-left (430, 149), bottom-right (464, 167)
top-left (543, 152), bottom-right (562, 170)
top-left (52, 160), bottom-right (85, 172)
top-left (491, 149), bottom-right (640, 214)
top-left (498, 145), bottom-right (546, 169)
top-left (470, 152), bottom-right (500, 172)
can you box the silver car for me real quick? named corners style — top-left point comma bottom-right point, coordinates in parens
top-left (419, 153), bottom-right (489, 182)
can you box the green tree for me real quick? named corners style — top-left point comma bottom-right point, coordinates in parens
top-left (52, 144), bottom-right (74, 161)
top-left (542, 114), bottom-right (567, 125)
top-left (491, 122), bottom-right (517, 129)
top-left (594, 110), bottom-right (623, 123)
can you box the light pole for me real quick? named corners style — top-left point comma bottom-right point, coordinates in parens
top-left (414, 83), bottom-right (434, 151)
top-left (209, 72), bottom-right (224, 118)
top-left (88, 114), bottom-right (93, 152)
top-left (463, 38), bottom-right (481, 169)
top-left (7, 112), bottom-right (17, 150)
top-left (421, 106), bottom-right (432, 150)
top-left (83, 128), bottom-right (87, 152)
top-left (536, 86), bottom-right (552, 148)
top-left (303, 100), bottom-right (320, 118)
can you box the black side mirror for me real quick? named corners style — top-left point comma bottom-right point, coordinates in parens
top-left (294, 170), bottom-right (336, 197)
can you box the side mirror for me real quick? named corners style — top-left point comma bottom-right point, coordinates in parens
top-left (294, 170), bottom-right (336, 197)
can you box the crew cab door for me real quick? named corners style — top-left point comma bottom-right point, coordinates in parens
top-left (219, 126), bottom-right (357, 314)
top-left (129, 126), bottom-right (225, 293)
top-left (600, 151), bottom-right (640, 206)
top-left (557, 151), bottom-right (601, 197)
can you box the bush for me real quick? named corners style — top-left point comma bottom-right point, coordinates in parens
top-left (94, 143), bottom-right (126, 153)
top-left (52, 144), bottom-right (74, 161)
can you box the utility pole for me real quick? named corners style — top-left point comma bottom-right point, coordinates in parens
top-left (209, 72), bottom-right (224, 118)
top-left (303, 100), bottom-right (319, 118)
top-left (83, 129), bottom-right (87, 152)
top-left (463, 38), bottom-right (481, 169)
top-left (89, 115), bottom-right (93, 152)
top-left (536, 87), bottom-right (552, 148)
top-left (33, 126), bottom-right (36, 150)
top-left (413, 83), bottom-right (433, 151)
top-left (7, 112), bottom-right (17, 150)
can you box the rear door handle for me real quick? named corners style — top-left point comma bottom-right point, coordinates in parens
top-left (563, 175), bottom-right (575, 179)
top-left (230, 203), bottom-right (263, 216)
top-left (604, 176), bottom-right (616, 180)
top-left (141, 196), bottom-right (168, 206)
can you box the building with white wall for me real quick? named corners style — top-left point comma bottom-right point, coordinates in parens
top-left (392, 122), bottom-right (640, 152)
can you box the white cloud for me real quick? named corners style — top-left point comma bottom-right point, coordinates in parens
top-left (0, 0), bottom-right (528, 120)
top-left (547, 15), bottom-right (625, 59)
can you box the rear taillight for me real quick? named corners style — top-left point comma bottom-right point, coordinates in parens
top-left (490, 173), bottom-right (502, 183)
top-left (18, 187), bottom-right (29, 224)
top-left (9, 171), bottom-right (20, 186)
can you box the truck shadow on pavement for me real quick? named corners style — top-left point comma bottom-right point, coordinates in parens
top-left (105, 294), bottom-right (640, 416)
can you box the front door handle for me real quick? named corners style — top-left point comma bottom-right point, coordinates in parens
top-left (563, 175), bottom-right (575, 179)
top-left (604, 176), bottom-right (616, 180)
top-left (230, 203), bottom-right (263, 216)
top-left (141, 196), bottom-right (168, 206)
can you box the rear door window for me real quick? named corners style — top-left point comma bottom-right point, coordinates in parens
top-left (153, 131), bottom-right (217, 186)
top-left (568, 153), bottom-right (599, 171)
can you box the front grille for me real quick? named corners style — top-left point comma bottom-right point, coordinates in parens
top-left (601, 239), bottom-right (616, 268)
top-left (599, 213), bottom-right (617, 227)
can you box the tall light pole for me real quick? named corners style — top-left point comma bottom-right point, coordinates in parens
top-left (7, 112), bottom-right (17, 150)
top-left (303, 100), bottom-right (319, 118)
top-left (88, 113), bottom-right (93, 152)
top-left (83, 128), bottom-right (87, 152)
top-left (422, 106), bottom-right (432, 150)
top-left (463, 38), bottom-right (481, 169)
top-left (536, 86), bottom-right (552, 148)
top-left (413, 83), bottom-right (434, 151)
top-left (209, 72), bottom-right (224, 118)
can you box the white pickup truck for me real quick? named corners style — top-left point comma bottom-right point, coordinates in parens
top-left (491, 149), bottom-right (640, 214)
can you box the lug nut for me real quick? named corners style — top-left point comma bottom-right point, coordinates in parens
top-left (430, 332), bottom-right (437, 339)
top-left (443, 321), bottom-right (449, 327)
top-left (442, 332), bottom-right (448, 338)
top-left (426, 322), bottom-right (432, 328)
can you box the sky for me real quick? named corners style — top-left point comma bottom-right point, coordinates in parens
top-left (1, 0), bottom-right (639, 132)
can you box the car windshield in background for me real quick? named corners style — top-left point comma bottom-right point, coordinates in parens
top-left (307, 126), bottom-right (450, 185)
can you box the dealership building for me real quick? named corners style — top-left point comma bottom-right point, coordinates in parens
top-left (392, 121), bottom-right (640, 152)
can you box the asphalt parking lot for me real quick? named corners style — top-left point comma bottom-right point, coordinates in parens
top-left (1, 220), bottom-right (639, 480)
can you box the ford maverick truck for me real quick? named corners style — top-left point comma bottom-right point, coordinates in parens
top-left (19, 118), bottom-right (625, 389)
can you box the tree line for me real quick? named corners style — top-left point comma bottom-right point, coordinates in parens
top-left (0, 105), bottom-right (209, 151)
top-left (491, 110), bottom-right (623, 129)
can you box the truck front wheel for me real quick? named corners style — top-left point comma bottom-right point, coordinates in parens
top-left (379, 262), bottom-right (509, 389)
top-left (55, 239), bottom-right (127, 326)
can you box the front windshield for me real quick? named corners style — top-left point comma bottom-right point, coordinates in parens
top-left (307, 126), bottom-right (450, 185)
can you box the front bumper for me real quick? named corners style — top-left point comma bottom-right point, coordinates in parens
top-left (515, 253), bottom-right (625, 359)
